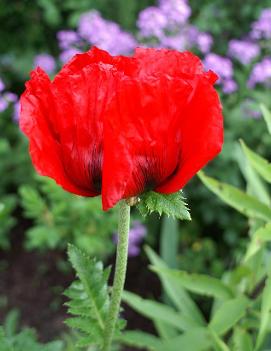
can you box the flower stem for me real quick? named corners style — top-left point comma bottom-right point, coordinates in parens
top-left (103, 200), bottom-right (130, 351)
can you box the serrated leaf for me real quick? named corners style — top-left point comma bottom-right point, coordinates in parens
top-left (151, 267), bottom-right (234, 300)
top-left (122, 291), bottom-right (197, 331)
top-left (65, 244), bottom-right (121, 347)
top-left (241, 140), bottom-right (271, 184)
top-left (19, 186), bottom-right (47, 219)
top-left (209, 297), bottom-right (250, 336)
top-left (198, 172), bottom-right (271, 222)
top-left (67, 244), bottom-right (109, 329)
top-left (137, 191), bottom-right (191, 220)
top-left (260, 104), bottom-right (271, 134)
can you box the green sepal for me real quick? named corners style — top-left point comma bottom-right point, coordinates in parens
top-left (136, 191), bottom-right (191, 220)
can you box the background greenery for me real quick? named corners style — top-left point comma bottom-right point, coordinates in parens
top-left (1, 0), bottom-right (271, 350)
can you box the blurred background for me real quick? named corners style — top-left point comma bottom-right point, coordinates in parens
top-left (0, 0), bottom-right (271, 349)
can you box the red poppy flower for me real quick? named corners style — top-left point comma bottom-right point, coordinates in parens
top-left (20, 47), bottom-right (223, 210)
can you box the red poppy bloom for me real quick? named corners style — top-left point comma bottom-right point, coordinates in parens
top-left (20, 47), bottom-right (223, 210)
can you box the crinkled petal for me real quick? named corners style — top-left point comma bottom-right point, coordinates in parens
top-left (102, 74), bottom-right (192, 210)
top-left (20, 68), bottom-right (94, 196)
top-left (135, 47), bottom-right (205, 78)
top-left (51, 64), bottom-right (114, 194)
top-left (156, 75), bottom-right (223, 193)
top-left (56, 46), bottom-right (137, 79)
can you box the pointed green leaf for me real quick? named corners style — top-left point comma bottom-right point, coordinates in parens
top-left (236, 143), bottom-right (270, 205)
top-left (157, 328), bottom-right (212, 351)
top-left (256, 274), bottom-right (271, 350)
top-left (151, 267), bottom-right (234, 300)
top-left (154, 320), bottom-right (178, 340)
top-left (241, 140), bottom-right (271, 184)
top-left (209, 329), bottom-right (230, 351)
top-left (260, 104), bottom-right (271, 134)
top-left (145, 246), bottom-right (205, 327)
top-left (117, 331), bottom-right (162, 350)
top-left (233, 328), bottom-right (253, 351)
top-left (244, 223), bottom-right (271, 262)
top-left (209, 297), bottom-right (250, 336)
top-left (198, 172), bottom-right (271, 222)
top-left (122, 291), bottom-right (197, 331)
top-left (137, 191), bottom-right (191, 220)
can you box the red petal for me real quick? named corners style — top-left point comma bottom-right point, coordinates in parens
top-left (156, 75), bottom-right (223, 193)
top-left (102, 74), bottom-right (192, 210)
top-left (20, 68), bottom-right (94, 196)
top-left (51, 63), bottom-right (114, 194)
top-left (135, 48), bottom-right (204, 77)
top-left (56, 46), bottom-right (137, 79)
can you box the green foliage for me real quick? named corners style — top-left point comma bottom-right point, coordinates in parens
top-left (160, 216), bottom-right (179, 268)
top-left (120, 108), bottom-right (271, 350)
top-left (241, 141), bottom-right (271, 184)
top-left (198, 172), bottom-right (271, 222)
top-left (65, 244), bottom-right (124, 348)
top-left (0, 196), bottom-right (16, 249)
top-left (151, 267), bottom-right (234, 300)
top-left (209, 297), bottom-right (250, 336)
top-left (146, 246), bottom-right (205, 326)
top-left (137, 191), bottom-right (191, 221)
top-left (19, 177), bottom-right (118, 256)
top-left (256, 274), bottom-right (271, 350)
top-left (0, 310), bottom-right (63, 351)
top-left (260, 104), bottom-right (271, 135)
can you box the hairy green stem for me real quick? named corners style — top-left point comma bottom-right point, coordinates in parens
top-left (103, 200), bottom-right (130, 351)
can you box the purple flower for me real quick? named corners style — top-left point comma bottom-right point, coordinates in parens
top-left (241, 99), bottom-right (261, 119)
top-left (159, 0), bottom-right (191, 27)
top-left (78, 10), bottom-right (102, 42)
top-left (228, 40), bottom-right (260, 65)
top-left (137, 7), bottom-right (168, 38)
top-left (3, 92), bottom-right (17, 103)
top-left (196, 32), bottom-right (213, 54)
top-left (0, 97), bottom-right (8, 112)
top-left (78, 10), bottom-right (136, 54)
top-left (110, 32), bottom-right (137, 56)
top-left (187, 27), bottom-right (213, 53)
top-left (248, 57), bottom-right (271, 88)
top-left (0, 78), bottom-right (5, 92)
top-left (13, 101), bottom-right (20, 122)
top-left (222, 79), bottom-right (238, 94)
top-left (59, 48), bottom-right (82, 63)
top-left (57, 30), bottom-right (79, 50)
top-left (204, 53), bottom-right (233, 81)
top-left (160, 33), bottom-right (188, 50)
top-left (251, 8), bottom-right (271, 40)
top-left (34, 54), bottom-right (56, 74)
top-left (113, 221), bottom-right (147, 257)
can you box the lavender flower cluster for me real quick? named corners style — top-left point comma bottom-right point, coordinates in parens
top-left (33, 54), bottom-right (56, 74)
top-left (3, 1), bottom-right (271, 121)
top-left (0, 78), bottom-right (18, 117)
top-left (114, 221), bottom-right (147, 257)
top-left (47, 2), bottom-right (270, 95)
